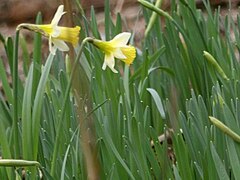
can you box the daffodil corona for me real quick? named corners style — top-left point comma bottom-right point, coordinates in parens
top-left (92, 32), bottom-right (136, 73)
top-left (17, 5), bottom-right (80, 55)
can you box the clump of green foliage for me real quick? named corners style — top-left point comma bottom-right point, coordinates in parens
top-left (0, 0), bottom-right (240, 179)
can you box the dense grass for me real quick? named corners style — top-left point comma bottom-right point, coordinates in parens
top-left (0, 0), bottom-right (240, 179)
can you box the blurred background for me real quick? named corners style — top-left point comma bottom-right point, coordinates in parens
top-left (0, 0), bottom-right (144, 37)
top-left (0, 0), bottom-right (239, 45)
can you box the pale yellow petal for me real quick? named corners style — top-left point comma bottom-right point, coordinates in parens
top-left (49, 36), bottom-right (56, 55)
top-left (51, 5), bottom-right (65, 26)
top-left (51, 26), bottom-right (61, 37)
top-left (52, 39), bottom-right (69, 52)
top-left (113, 48), bottom-right (126, 59)
top-left (104, 54), bottom-right (118, 73)
top-left (102, 60), bottom-right (107, 70)
top-left (110, 32), bottom-right (131, 46)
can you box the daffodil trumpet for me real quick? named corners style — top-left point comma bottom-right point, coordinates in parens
top-left (92, 32), bottom-right (136, 73)
top-left (17, 5), bottom-right (80, 55)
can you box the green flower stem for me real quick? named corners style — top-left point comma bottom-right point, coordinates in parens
top-left (50, 37), bottom-right (93, 176)
top-left (138, 0), bottom-right (173, 21)
top-left (209, 116), bottom-right (240, 143)
top-left (0, 159), bottom-right (40, 167)
top-left (12, 30), bottom-right (20, 158)
top-left (144, 0), bottom-right (163, 37)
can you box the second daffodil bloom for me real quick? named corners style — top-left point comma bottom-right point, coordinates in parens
top-left (17, 5), bottom-right (80, 55)
top-left (92, 32), bottom-right (136, 73)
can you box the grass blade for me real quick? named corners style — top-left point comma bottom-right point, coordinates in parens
top-left (210, 141), bottom-right (230, 180)
top-left (32, 54), bottom-right (54, 159)
top-left (147, 88), bottom-right (166, 119)
top-left (22, 64), bottom-right (34, 160)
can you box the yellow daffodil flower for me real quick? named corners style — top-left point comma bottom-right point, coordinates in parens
top-left (17, 5), bottom-right (80, 55)
top-left (92, 32), bottom-right (136, 73)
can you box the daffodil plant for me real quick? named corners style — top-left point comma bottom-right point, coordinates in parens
top-left (17, 5), bottom-right (80, 55)
top-left (92, 32), bottom-right (136, 73)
